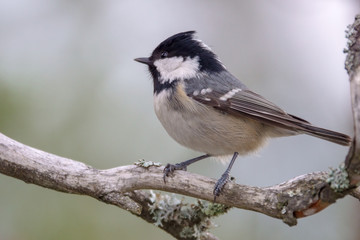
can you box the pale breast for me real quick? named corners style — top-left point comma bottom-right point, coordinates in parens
top-left (153, 86), bottom-right (269, 156)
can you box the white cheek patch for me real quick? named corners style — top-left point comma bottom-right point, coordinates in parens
top-left (154, 56), bottom-right (200, 83)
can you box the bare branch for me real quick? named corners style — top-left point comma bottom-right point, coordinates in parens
top-left (345, 14), bottom-right (360, 185)
top-left (0, 132), bottom-right (359, 231)
top-left (0, 132), bottom-right (224, 240)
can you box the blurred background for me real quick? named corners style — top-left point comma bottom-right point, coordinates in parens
top-left (0, 0), bottom-right (359, 239)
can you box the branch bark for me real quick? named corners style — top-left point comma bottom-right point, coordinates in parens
top-left (1, 14), bottom-right (360, 240)
top-left (345, 14), bottom-right (360, 185)
top-left (0, 132), bottom-right (359, 237)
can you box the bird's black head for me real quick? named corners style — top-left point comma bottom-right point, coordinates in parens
top-left (135, 31), bottom-right (225, 89)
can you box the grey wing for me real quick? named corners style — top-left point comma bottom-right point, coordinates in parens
top-left (185, 72), bottom-right (351, 146)
top-left (184, 70), bottom-right (308, 130)
top-left (191, 87), bottom-right (310, 132)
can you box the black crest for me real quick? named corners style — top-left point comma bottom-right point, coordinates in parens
top-left (151, 31), bottom-right (225, 73)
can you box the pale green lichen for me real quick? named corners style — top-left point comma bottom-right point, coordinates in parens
top-left (199, 201), bottom-right (229, 217)
top-left (276, 200), bottom-right (288, 212)
top-left (287, 187), bottom-right (303, 198)
top-left (148, 191), bottom-right (231, 239)
top-left (326, 163), bottom-right (350, 192)
top-left (179, 226), bottom-right (195, 238)
top-left (287, 190), bottom-right (295, 198)
top-left (344, 14), bottom-right (360, 73)
top-left (134, 159), bottom-right (161, 168)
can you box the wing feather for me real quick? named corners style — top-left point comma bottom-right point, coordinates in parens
top-left (189, 87), bottom-right (350, 145)
top-left (192, 88), bottom-right (309, 131)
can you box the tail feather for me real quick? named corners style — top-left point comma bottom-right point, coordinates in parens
top-left (300, 124), bottom-right (351, 146)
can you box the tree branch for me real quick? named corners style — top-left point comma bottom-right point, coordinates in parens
top-left (345, 14), bottom-right (360, 185)
top-left (0, 132), bottom-right (359, 236)
top-left (1, 14), bottom-right (360, 240)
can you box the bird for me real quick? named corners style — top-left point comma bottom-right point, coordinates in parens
top-left (134, 31), bottom-right (351, 199)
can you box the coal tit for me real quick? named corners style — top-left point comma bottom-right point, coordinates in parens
top-left (135, 31), bottom-right (351, 199)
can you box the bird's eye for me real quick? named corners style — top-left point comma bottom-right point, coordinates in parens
top-left (160, 51), bottom-right (168, 58)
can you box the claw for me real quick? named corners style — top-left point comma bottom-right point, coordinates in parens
top-left (213, 152), bottom-right (238, 202)
top-left (213, 172), bottom-right (230, 202)
top-left (163, 163), bottom-right (187, 183)
top-left (162, 154), bottom-right (211, 184)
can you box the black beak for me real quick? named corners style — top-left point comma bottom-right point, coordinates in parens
top-left (134, 57), bottom-right (152, 65)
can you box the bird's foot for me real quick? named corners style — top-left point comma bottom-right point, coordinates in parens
top-left (162, 154), bottom-right (211, 183)
top-left (213, 172), bottom-right (230, 202)
top-left (163, 163), bottom-right (187, 183)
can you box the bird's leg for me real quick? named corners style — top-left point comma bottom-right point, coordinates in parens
top-left (163, 154), bottom-right (211, 182)
top-left (213, 152), bottom-right (238, 201)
